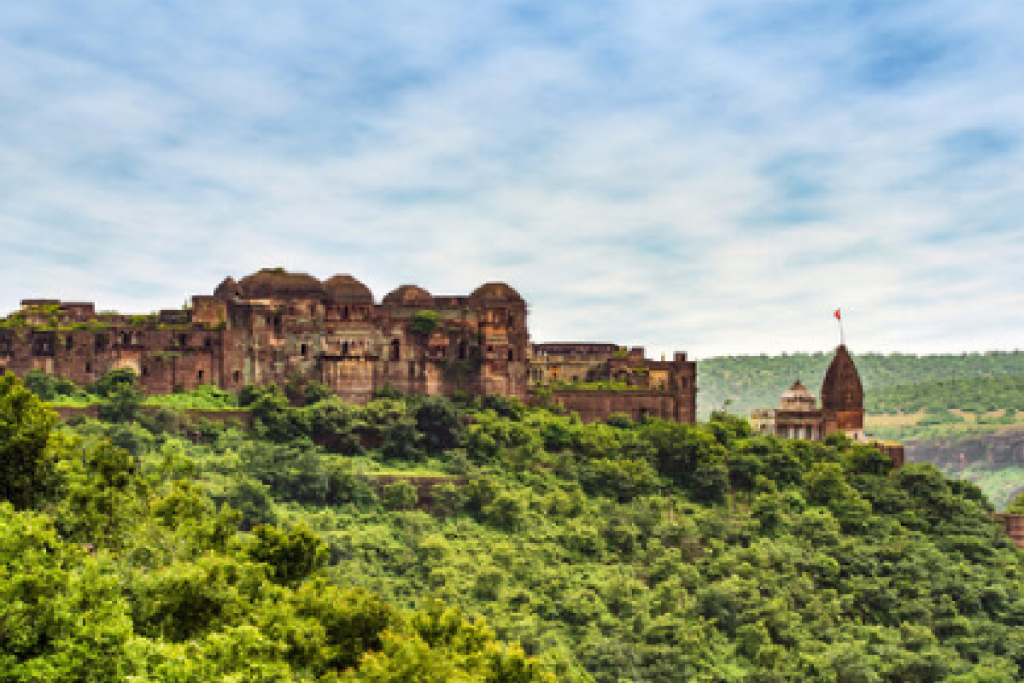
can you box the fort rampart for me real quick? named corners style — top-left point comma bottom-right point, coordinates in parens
top-left (1, 269), bottom-right (698, 425)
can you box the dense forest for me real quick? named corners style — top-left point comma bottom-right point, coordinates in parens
top-left (5, 369), bottom-right (1024, 681)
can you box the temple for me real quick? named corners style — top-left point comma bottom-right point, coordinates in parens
top-left (750, 345), bottom-right (865, 440)
top-left (0, 269), bottom-right (696, 424)
top-left (750, 344), bottom-right (903, 465)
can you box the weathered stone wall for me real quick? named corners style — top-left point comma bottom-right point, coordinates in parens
top-left (543, 389), bottom-right (684, 424)
top-left (2, 272), bottom-right (699, 423)
top-left (994, 513), bottom-right (1024, 548)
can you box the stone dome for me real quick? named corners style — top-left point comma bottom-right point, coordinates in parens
top-left (382, 284), bottom-right (434, 306)
top-left (237, 269), bottom-right (326, 299)
top-left (324, 274), bottom-right (374, 304)
top-left (469, 282), bottom-right (524, 303)
top-left (780, 380), bottom-right (816, 410)
top-left (213, 276), bottom-right (243, 299)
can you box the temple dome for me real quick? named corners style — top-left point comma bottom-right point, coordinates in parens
top-left (382, 284), bottom-right (434, 306)
top-left (780, 379), bottom-right (816, 409)
top-left (324, 274), bottom-right (374, 304)
top-left (821, 345), bottom-right (864, 411)
top-left (469, 282), bottom-right (524, 303)
top-left (238, 269), bottom-right (326, 299)
top-left (213, 276), bottom-right (242, 299)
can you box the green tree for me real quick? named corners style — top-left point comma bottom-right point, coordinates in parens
top-left (381, 481), bottom-right (419, 511)
top-left (247, 523), bottom-right (329, 586)
top-left (409, 310), bottom-right (440, 337)
top-left (22, 368), bottom-right (57, 401)
top-left (0, 373), bottom-right (60, 509)
top-left (0, 503), bottom-right (134, 681)
top-left (91, 369), bottom-right (144, 423)
top-left (56, 439), bottom-right (149, 546)
top-left (642, 421), bottom-right (729, 503)
top-left (414, 396), bottom-right (464, 453)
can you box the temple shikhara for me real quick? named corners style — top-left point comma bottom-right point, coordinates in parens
top-left (0, 269), bottom-right (696, 424)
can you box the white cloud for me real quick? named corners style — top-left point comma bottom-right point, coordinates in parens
top-left (1, 0), bottom-right (1023, 359)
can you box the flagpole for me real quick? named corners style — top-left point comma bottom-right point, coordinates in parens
top-left (835, 308), bottom-right (844, 346)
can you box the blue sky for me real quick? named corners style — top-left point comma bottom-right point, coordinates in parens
top-left (1, 1), bottom-right (1023, 358)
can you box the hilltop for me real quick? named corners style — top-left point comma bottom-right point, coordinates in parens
top-left (4, 370), bottom-right (1024, 681)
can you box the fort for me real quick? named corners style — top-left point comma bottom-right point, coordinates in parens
top-left (8, 273), bottom-right (1022, 543)
top-left (0, 268), bottom-right (696, 424)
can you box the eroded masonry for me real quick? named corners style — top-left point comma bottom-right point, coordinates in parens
top-left (0, 269), bottom-right (697, 423)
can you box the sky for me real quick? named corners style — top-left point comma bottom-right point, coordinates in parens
top-left (1, 1), bottom-right (1023, 359)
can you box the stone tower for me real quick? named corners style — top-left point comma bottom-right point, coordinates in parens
top-left (820, 344), bottom-right (865, 440)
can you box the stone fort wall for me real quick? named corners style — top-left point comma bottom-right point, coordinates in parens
top-left (1, 270), bottom-right (698, 425)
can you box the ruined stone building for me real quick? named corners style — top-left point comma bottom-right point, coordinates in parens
top-left (528, 342), bottom-right (696, 423)
top-left (0, 269), bottom-right (697, 423)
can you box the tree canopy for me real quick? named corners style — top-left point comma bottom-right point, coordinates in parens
top-left (5, 369), bottom-right (1024, 682)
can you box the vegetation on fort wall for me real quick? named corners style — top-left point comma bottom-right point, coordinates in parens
top-left (145, 384), bottom-right (242, 410)
top-left (25, 370), bottom-right (244, 411)
top-left (542, 380), bottom-right (648, 391)
top-left (6, 370), bottom-right (1024, 681)
top-left (409, 310), bottom-right (440, 337)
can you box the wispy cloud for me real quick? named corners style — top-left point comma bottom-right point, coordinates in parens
top-left (1, 0), bottom-right (1023, 358)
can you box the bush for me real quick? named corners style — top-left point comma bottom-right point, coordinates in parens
top-left (414, 396), bottom-right (464, 453)
top-left (381, 481), bottom-right (419, 511)
top-left (22, 369), bottom-right (57, 401)
top-left (409, 310), bottom-right (440, 337)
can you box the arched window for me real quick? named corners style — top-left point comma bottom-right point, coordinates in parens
top-left (508, 348), bottom-right (515, 361)
top-left (458, 340), bottom-right (467, 360)
top-left (391, 339), bottom-right (400, 361)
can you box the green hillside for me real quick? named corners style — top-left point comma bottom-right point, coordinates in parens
top-left (6, 370), bottom-right (1024, 681)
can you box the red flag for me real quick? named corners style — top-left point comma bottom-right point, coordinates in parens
top-left (834, 308), bottom-right (841, 321)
